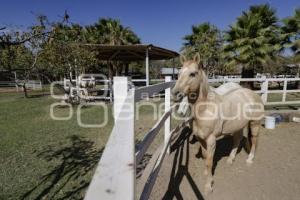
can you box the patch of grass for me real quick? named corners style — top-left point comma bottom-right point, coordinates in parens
top-left (0, 92), bottom-right (165, 200)
top-left (0, 92), bottom-right (115, 200)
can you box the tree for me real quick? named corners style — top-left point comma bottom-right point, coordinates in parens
top-left (0, 30), bottom-right (36, 97)
top-left (41, 22), bottom-right (97, 79)
top-left (282, 8), bottom-right (300, 62)
top-left (182, 22), bottom-right (223, 76)
top-left (84, 18), bottom-right (140, 78)
top-left (0, 13), bottom-right (95, 97)
top-left (223, 4), bottom-right (282, 86)
top-left (282, 8), bottom-right (300, 87)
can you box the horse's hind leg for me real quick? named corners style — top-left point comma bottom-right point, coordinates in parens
top-left (246, 120), bottom-right (260, 164)
top-left (227, 130), bottom-right (243, 164)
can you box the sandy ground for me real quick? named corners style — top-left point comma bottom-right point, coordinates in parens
top-left (137, 122), bottom-right (300, 200)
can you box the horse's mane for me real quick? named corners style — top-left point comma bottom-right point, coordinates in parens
top-left (198, 70), bottom-right (209, 100)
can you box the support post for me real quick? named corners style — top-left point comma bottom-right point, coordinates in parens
top-left (164, 76), bottom-right (171, 154)
top-left (172, 58), bottom-right (175, 80)
top-left (14, 71), bottom-right (19, 92)
top-left (113, 77), bottom-right (129, 122)
top-left (261, 78), bottom-right (268, 104)
top-left (282, 79), bottom-right (287, 102)
top-left (109, 79), bottom-right (113, 103)
top-left (146, 48), bottom-right (149, 86)
top-left (84, 86), bottom-right (135, 200)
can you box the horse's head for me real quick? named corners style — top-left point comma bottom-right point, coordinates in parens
top-left (172, 54), bottom-right (208, 103)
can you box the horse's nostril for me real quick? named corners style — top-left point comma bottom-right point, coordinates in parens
top-left (177, 93), bottom-right (183, 99)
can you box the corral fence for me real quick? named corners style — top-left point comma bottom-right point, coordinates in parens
top-left (64, 75), bottom-right (300, 105)
top-left (0, 80), bottom-right (42, 91)
top-left (84, 76), bottom-right (300, 200)
top-left (208, 77), bottom-right (300, 105)
top-left (84, 76), bottom-right (192, 200)
top-left (63, 77), bottom-right (168, 102)
top-left (24, 80), bottom-right (43, 90)
top-left (131, 77), bottom-right (300, 105)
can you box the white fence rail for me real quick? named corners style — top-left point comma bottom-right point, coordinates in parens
top-left (64, 75), bottom-right (300, 105)
top-left (208, 77), bottom-right (300, 105)
top-left (85, 76), bottom-right (183, 200)
top-left (0, 80), bottom-right (42, 91)
top-left (131, 77), bottom-right (300, 105)
top-left (25, 80), bottom-right (42, 90)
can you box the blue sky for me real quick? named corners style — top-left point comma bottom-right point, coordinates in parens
top-left (0, 0), bottom-right (299, 51)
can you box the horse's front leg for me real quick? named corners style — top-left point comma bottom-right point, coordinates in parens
top-left (198, 138), bottom-right (207, 160)
top-left (204, 134), bottom-right (216, 194)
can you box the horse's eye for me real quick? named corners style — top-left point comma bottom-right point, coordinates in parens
top-left (190, 72), bottom-right (196, 77)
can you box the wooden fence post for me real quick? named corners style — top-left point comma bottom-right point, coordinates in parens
top-left (164, 76), bottom-right (171, 154)
top-left (113, 76), bottom-right (129, 122)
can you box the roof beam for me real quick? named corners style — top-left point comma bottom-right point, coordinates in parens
top-left (108, 50), bottom-right (121, 60)
top-left (124, 50), bottom-right (145, 59)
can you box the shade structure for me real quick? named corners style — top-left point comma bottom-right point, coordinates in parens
top-left (83, 44), bottom-right (179, 86)
top-left (83, 44), bottom-right (179, 61)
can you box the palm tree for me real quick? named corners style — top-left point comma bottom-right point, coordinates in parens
top-left (282, 8), bottom-right (300, 87)
top-left (183, 22), bottom-right (223, 76)
top-left (84, 18), bottom-right (140, 77)
top-left (85, 18), bottom-right (140, 45)
top-left (282, 8), bottom-right (300, 61)
top-left (223, 4), bottom-right (281, 86)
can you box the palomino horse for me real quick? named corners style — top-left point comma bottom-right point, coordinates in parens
top-left (172, 54), bottom-right (264, 194)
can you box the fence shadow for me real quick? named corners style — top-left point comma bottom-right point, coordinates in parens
top-left (162, 127), bottom-right (204, 200)
top-left (21, 135), bottom-right (103, 200)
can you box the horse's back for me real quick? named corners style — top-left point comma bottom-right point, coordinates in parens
top-left (218, 87), bottom-right (264, 134)
top-left (213, 82), bottom-right (242, 96)
top-left (227, 87), bottom-right (264, 115)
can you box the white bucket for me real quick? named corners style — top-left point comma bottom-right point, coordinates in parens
top-left (265, 116), bottom-right (276, 129)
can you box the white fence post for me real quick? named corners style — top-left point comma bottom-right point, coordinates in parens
top-left (261, 79), bottom-right (268, 104)
top-left (164, 76), bottom-right (171, 154)
top-left (113, 77), bottom-right (129, 122)
top-left (85, 77), bottom-right (135, 200)
top-left (109, 78), bottom-right (113, 103)
top-left (282, 79), bottom-right (287, 102)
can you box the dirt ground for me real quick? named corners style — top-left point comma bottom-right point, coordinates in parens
top-left (137, 122), bottom-right (300, 200)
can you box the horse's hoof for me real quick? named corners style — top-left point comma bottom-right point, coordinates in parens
top-left (204, 183), bottom-right (213, 194)
top-left (204, 169), bottom-right (208, 176)
top-left (246, 159), bottom-right (253, 165)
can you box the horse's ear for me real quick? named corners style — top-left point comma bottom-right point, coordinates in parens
top-left (193, 53), bottom-right (201, 65)
top-left (180, 54), bottom-right (186, 65)
top-left (198, 61), bottom-right (204, 70)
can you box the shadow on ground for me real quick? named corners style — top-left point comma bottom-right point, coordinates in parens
top-left (21, 135), bottom-right (103, 200)
top-left (162, 127), bottom-right (205, 200)
top-left (162, 127), bottom-right (248, 200)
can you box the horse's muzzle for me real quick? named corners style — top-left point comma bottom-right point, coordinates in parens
top-left (172, 90), bottom-right (185, 102)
